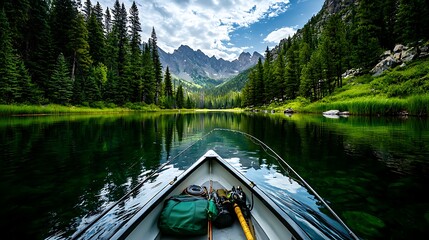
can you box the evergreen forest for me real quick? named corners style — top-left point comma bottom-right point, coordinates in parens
top-left (0, 0), bottom-right (186, 109)
top-left (241, 0), bottom-right (429, 108)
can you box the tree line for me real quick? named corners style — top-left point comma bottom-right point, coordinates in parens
top-left (0, 0), bottom-right (186, 108)
top-left (242, 0), bottom-right (429, 107)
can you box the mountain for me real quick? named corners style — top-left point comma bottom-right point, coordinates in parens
top-left (158, 45), bottom-right (263, 87)
top-left (211, 68), bottom-right (252, 96)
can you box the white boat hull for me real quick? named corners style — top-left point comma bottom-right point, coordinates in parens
top-left (112, 150), bottom-right (306, 240)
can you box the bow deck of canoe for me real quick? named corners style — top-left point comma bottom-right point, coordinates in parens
top-left (112, 150), bottom-right (307, 240)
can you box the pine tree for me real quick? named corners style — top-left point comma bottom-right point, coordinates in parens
top-left (141, 44), bottom-right (155, 104)
top-left (47, 53), bottom-right (73, 104)
top-left (26, 0), bottom-right (55, 94)
top-left (300, 49), bottom-right (323, 101)
top-left (116, 3), bottom-right (128, 77)
top-left (242, 70), bottom-right (256, 106)
top-left (111, 0), bottom-right (121, 23)
top-left (69, 13), bottom-right (92, 80)
top-left (104, 7), bottom-right (112, 34)
top-left (164, 67), bottom-right (173, 97)
top-left (254, 58), bottom-right (264, 104)
top-left (176, 85), bottom-right (184, 108)
top-left (320, 14), bottom-right (347, 90)
top-left (83, 70), bottom-right (101, 103)
top-left (93, 2), bottom-right (104, 25)
top-left (186, 95), bottom-right (193, 109)
top-left (351, 0), bottom-right (382, 68)
top-left (114, 3), bottom-right (131, 104)
top-left (103, 1), bottom-right (128, 104)
top-left (87, 11), bottom-right (105, 64)
top-left (0, 9), bottom-right (20, 104)
top-left (50, 0), bottom-right (77, 63)
top-left (163, 66), bottom-right (173, 108)
top-left (263, 47), bottom-right (273, 103)
top-left (104, 23), bottom-right (119, 73)
top-left (83, 0), bottom-right (92, 22)
top-left (272, 54), bottom-right (285, 100)
top-left (1, 0), bottom-right (30, 57)
top-left (382, 0), bottom-right (398, 49)
top-left (129, 1), bottom-right (142, 103)
top-left (129, 1), bottom-right (141, 55)
top-left (150, 27), bottom-right (163, 105)
top-left (395, 0), bottom-right (428, 44)
top-left (285, 43), bottom-right (300, 99)
top-left (16, 57), bottom-right (41, 103)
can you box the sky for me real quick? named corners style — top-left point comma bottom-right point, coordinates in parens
top-left (97, 0), bottom-right (325, 61)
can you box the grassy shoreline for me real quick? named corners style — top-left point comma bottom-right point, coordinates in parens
top-left (2, 96), bottom-right (427, 117)
top-left (266, 94), bottom-right (429, 117)
top-left (0, 104), bottom-right (149, 116)
top-left (266, 58), bottom-right (429, 116)
top-left (295, 95), bottom-right (427, 116)
top-left (0, 104), bottom-right (245, 116)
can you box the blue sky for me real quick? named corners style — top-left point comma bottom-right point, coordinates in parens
top-left (97, 0), bottom-right (324, 60)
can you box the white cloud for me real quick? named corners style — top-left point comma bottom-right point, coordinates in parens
top-left (264, 26), bottom-right (297, 43)
top-left (98, 0), bottom-right (290, 60)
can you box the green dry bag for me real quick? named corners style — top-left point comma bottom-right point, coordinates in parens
top-left (158, 195), bottom-right (208, 236)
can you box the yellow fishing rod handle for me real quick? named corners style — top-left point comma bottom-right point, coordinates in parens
top-left (233, 203), bottom-right (254, 240)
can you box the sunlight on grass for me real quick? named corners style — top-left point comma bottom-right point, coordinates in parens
top-left (0, 104), bottom-right (133, 115)
top-left (270, 59), bottom-right (429, 116)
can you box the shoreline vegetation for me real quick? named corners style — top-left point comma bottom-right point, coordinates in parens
top-left (2, 94), bottom-right (428, 117)
top-left (2, 58), bottom-right (428, 117)
top-left (268, 94), bottom-right (429, 117)
top-left (262, 58), bottom-right (429, 117)
top-left (0, 104), bottom-right (245, 116)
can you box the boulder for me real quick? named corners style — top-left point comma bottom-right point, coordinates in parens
top-left (370, 43), bottom-right (428, 76)
top-left (370, 56), bottom-right (400, 76)
top-left (393, 44), bottom-right (405, 52)
top-left (284, 108), bottom-right (294, 114)
top-left (402, 47), bottom-right (418, 62)
top-left (323, 110), bottom-right (340, 115)
top-left (342, 68), bottom-right (362, 79)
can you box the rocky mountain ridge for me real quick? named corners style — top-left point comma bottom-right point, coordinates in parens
top-left (159, 45), bottom-right (263, 86)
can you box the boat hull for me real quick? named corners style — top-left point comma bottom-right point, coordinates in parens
top-left (111, 150), bottom-right (307, 240)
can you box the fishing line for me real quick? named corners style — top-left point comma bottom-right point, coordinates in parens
top-left (209, 128), bottom-right (359, 239)
top-left (74, 128), bottom-right (358, 239)
top-left (72, 129), bottom-right (217, 239)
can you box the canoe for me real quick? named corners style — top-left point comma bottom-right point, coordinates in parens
top-left (102, 149), bottom-right (359, 240)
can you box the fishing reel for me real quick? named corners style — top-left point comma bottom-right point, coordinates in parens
top-left (230, 186), bottom-right (246, 205)
top-left (230, 186), bottom-right (251, 219)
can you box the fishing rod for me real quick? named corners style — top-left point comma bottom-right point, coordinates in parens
top-left (209, 128), bottom-right (360, 240)
top-left (71, 130), bottom-right (217, 239)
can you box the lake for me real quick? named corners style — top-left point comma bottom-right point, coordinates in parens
top-left (1, 112), bottom-right (428, 239)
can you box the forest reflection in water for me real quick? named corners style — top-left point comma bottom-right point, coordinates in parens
top-left (0, 112), bottom-right (428, 239)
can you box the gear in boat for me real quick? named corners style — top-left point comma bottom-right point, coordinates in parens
top-left (158, 183), bottom-right (255, 239)
top-left (104, 150), bottom-right (359, 240)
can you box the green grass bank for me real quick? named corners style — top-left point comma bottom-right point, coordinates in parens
top-left (271, 58), bottom-right (429, 116)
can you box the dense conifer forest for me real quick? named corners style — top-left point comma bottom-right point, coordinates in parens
top-left (241, 0), bottom-right (429, 108)
top-left (0, 0), bottom-right (187, 109)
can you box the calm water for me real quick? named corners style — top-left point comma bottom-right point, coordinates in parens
top-left (0, 112), bottom-right (428, 239)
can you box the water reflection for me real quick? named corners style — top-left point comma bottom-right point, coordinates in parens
top-left (0, 112), bottom-right (428, 239)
